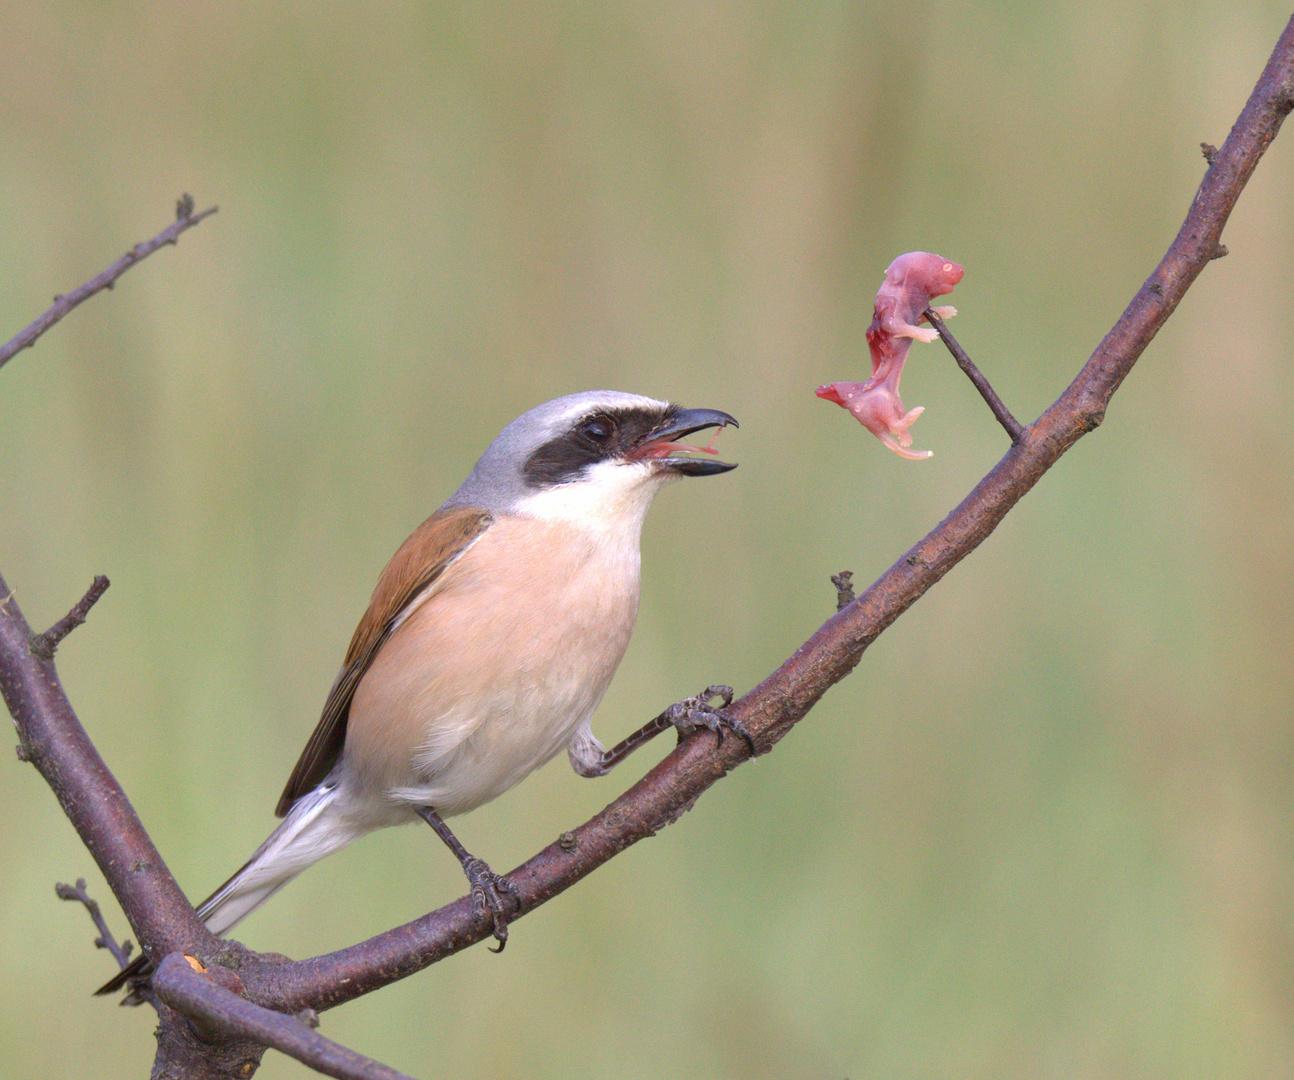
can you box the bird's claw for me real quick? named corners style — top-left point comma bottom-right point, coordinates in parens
top-left (462, 857), bottom-right (517, 953)
top-left (666, 684), bottom-right (756, 755)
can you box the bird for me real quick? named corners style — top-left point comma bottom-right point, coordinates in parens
top-left (98, 389), bottom-right (740, 995)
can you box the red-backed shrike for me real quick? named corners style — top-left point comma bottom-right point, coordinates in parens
top-left (100, 390), bottom-right (738, 993)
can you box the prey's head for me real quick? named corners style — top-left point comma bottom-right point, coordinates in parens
top-left (446, 391), bottom-right (737, 524)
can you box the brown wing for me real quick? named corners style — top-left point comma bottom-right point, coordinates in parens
top-left (273, 505), bottom-right (493, 816)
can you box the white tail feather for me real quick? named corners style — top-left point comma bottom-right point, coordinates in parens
top-left (197, 783), bottom-right (364, 936)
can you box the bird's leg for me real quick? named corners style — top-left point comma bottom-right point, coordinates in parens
top-left (581, 685), bottom-right (756, 776)
top-left (414, 805), bottom-right (516, 952)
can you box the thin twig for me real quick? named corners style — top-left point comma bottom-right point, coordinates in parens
top-left (923, 307), bottom-right (1024, 442)
top-left (0, 196), bottom-right (218, 371)
top-left (31, 576), bottom-right (109, 659)
top-left (152, 954), bottom-right (418, 1080)
top-left (55, 877), bottom-right (135, 970)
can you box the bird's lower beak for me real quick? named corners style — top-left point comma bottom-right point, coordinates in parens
top-left (631, 407), bottom-right (739, 476)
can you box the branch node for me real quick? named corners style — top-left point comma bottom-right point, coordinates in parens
top-left (153, 953), bottom-right (418, 1080)
top-left (32, 575), bottom-right (109, 659)
top-left (1201, 141), bottom-right (1219, 164)
top-left (176, 192), bottom-right (196, 220)
top-left (1212, 243), bottom-right (1229, 259)
top-left (831, 571), bottom-right (856, 610)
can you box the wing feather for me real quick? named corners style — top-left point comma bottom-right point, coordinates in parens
top-left (274, 505), bottom-right (493, 816)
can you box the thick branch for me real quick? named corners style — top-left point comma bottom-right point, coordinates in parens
top-left (0, 202), bottom-right (225, 977)
top-left (0, 575), bottom-right (214, 966)
top-left (0, 196), bottom-right (218, 372)
top-left (152, 954), bottom-right (415, 1080)
top-left (747, 12), bottom-right (1294, 748)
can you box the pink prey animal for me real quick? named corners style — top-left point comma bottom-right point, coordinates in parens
top-left (817, 251), bottom-right (964, 460)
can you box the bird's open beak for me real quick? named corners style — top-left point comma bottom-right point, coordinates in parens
top-left (631, 407), bottom-right (739, 476)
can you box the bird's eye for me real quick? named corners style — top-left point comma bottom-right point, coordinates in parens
top-left (578, 415), bottom-right (614, 444)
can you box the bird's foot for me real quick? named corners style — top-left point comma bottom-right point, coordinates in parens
top-left (461, 856), bottom-right (518, 953)
top-left (665, 684), bottom-right (756, 755)
top-left (415, 804), bottom-right (519, 953)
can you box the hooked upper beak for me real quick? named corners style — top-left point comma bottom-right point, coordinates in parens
top-left (631, 407), bottom-right (739, 476)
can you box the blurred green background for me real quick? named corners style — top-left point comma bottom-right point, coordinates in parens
top-left (3, 2), bottom-right (1292, 1077)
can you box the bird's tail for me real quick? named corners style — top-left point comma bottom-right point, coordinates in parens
top-left (95, 781), bottom-right (361, 995)
top-left (197, 780), bottom-right (361, 934)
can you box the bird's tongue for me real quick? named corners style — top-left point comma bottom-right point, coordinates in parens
top-left (633, 429), bottom-right (724, 461)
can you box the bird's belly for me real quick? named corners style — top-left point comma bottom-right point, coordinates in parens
top-left (342, 516), bottom-right (640, 819)
top-left (402, 671), bottom-right (613, 816)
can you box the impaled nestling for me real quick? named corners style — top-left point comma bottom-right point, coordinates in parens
top-left (817, 251), bottom-right (964, 460)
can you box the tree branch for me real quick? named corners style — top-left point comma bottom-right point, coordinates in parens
top-left (923, 307), bottom-right (1024, 442)
top-left (0, 195), bottom-right (218, 372)
top-left (152, 954), bottom-right (416, 1080)
top-left (0, 201), bottom-right (224, 977)
top-left (55, 877), bottom-right (135, 971)
top-left (0, 573), bottom-right (214, 963)
top-left (31, 575), bottom-right (110, 660)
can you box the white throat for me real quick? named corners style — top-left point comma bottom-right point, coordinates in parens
top-left (509, 459), bottom-right (677, 537)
